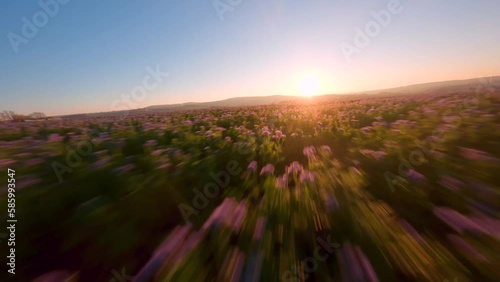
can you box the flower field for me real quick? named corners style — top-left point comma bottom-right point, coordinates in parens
top-left (1, 91), bottom-right (499, 281)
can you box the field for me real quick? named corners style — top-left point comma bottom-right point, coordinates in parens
top-left (1, 91), bottom-right (499, 281)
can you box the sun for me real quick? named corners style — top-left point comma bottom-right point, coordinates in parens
top-left (299, 75), bottom-right (319, 97)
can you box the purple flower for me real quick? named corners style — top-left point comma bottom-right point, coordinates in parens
top-left (16, 175), bottom-right (42, 189)
top-left (158, 162), bottom-right (171, 169)
top-left (480, 114), bottom-right (495, 118)
top-left (144, 139), bottom-right (158, 147)
top-left (90, 158), bottom-right (109, 170)
top-left (226, 201), bottom-right (247, 233)
top-left (23, 158), bottom-right (43, 167)
top-left (438, 175), bottom-right (463, 191)
top-left (275, 174), bottom-right (287, 188)
top-left (253, 217), bottom-right (267, 241)
top-left (112, 164), bottom-right (135, 175)
top-left (433, 207), bottom-right (489, 235)
top-left (447, 234), bottom-right (488, 261)
top-left (349, 166), bottom-right (361, 175)
top-left (325, 194), bottom-right (339, 211)
top-left (33, 270), bottom-right (73, 282)
top-left (360, 149), bottom-right (387, 160)
top-left (320, 145), bottom-right (331, 153)
top-left (360, 126), bottom-right (373, 132)
top-left (247, 161), bottom-right (258, 172)
top-left (338, 242), bottom-right (378, 282)
top-left (405, 169), bottom-right (426, 183)
top-left (260, 164), bottom-right (275, 176)
top-left (48, 133), bottom-right (64, 142)
top-left (303, 146), bottom-right (316, 158)
top-left (151, 149), bottom-right (165, 156)
top-left (300, 170), bottom-right (315, 183)
top-left (459, 147), bottom-right (497, 162)
top-left (272, 130), bottom-right (286, 140)
top-left (286, 161), bottom-right (303, 175)
top-left (92, 150), bottom-right (108, 157)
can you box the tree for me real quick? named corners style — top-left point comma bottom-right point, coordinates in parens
top-left (0, 111), bottom-right (34, 122)
top-left (29, 112), bottom-right (46, 119)
top-left (0, 111), bottom-right (15, 121)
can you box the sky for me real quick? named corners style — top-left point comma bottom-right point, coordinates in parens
top-left (1, 0), bottom-right (500, 116)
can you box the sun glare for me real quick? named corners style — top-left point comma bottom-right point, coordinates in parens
top-left (299, 75), bottom-right (319, 97)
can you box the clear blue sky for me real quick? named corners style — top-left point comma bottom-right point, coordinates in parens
top-left (1, 0), bottom-right (499, 116)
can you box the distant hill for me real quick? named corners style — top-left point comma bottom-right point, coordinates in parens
top-left (61, 76), bottom-right (500, 118)
top-left (145, 95), bottom-right (304, 112)
top-left (360, 76), bottom-right (500, 95)
top-left (143, 76), bottom-right (500, 112)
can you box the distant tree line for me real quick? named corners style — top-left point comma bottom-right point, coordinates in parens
top-left (0, 111), bottom-right (46, 122)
